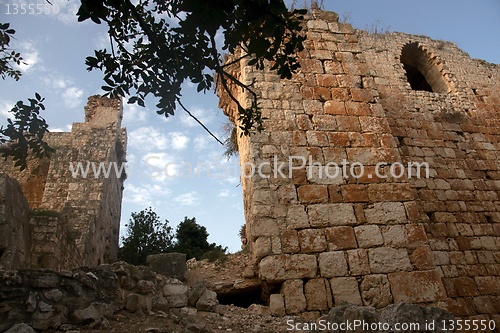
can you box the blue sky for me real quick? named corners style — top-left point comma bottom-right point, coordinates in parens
top-left (0, 0), bottom-right (498, 252)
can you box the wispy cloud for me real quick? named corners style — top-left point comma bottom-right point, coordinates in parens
top-left (218, 189), bottom-right (234, 198)
top-left (15, 41), bottom-right (40, 73)
top-left (193, 135), bottom-right (209, 151)
top-left (41, 74), bottom-right (85, 109)
top-left (123, 183), bottom-right (171, 207)
top-left (173, 191), bottom-right (199, 206)
top-left (50, 0), bottom-right (82, 25)
top-left (142, 152), bottom-right (178, 181)
top-left (129, 126), bottom-right (169, 150)
top-left (179, 107), bottom-right (214, 128)
top-left (42, 74), bottom-right (69, 89)
top-left (123, 103), bottom-right (149, 125)
top-left (49, 124), bottom-right (72, 132)
top-left (62, 87), bottom-right (85, 108)
top-left (0, 100), bottom-right (14, 118)
top-left (169, 132), bottom-right (189, 150)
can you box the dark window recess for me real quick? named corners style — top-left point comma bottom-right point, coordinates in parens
top-left (400, 42), bottom-right (449, 94)
top-left (403, 63), bottom-right (433, 92)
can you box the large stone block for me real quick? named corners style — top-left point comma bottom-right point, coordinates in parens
top-left (281, 279), bottom-right (306, 314)
top-left (354, 225), bottom-right (383, 248)
top-left (285, 205), bottom-right (310, 229)
top-left (330, 277), bottom-right (362, 305)
top-left (147, 253), bottom-right (187, 280)
top-left (325, 226), bottom-right (357, 250)
top-left (280, 230), bottom-right (300, 253)
top-left (308, 203), bottom-right (357, 227)
top-left (298, 229), bottom-right (327, 253)
top-left (368, 247), bottom-right (412, 273)
top-left (253, 237), bottom-right (271, 261)
top-left (360, 274), bottom-right (392, 308)
top-left (259, 254), bottom-right (317, 283)
top-left (163, 283), bottom-right (189, 308)
top-left (388, 270), bottom-right (447, 303)
top-left (249, 217), bottom-right (280, 239)
top-left (304, 278), bottom-right (332, 311)
top-left (297, 185), bottom-right (329, 203)
top-left (381, 225), bottom-right (406, 247)
top-left (196, 290), bottom-right (219, 312)
top-left (318, 251), bottom-right (348, 277)
top-left (347, 249), bottom-right (370, 275)
top-left (269, 294), bottom-right (285, 316)
top-left (475, 276), bottom-right (500, 295)
top-left (364, 202), bottom-right (407, 224)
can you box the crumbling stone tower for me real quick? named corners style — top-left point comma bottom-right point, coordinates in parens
top-left (219, 10), bottom-right (499, 321)
top-left (0, 96), bottom-right (127, 270)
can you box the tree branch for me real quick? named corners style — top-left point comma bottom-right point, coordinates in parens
top-left (177, 99), bottom-right (223, 145)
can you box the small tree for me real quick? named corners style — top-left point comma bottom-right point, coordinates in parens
top-left (118, 207), bottom-right (174, 265)
top-left (174, 217), bottom-right (227, 260)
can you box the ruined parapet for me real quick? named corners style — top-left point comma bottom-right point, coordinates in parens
top-left (218, 10), bottom-right (499, 322)
top-left (0, 95), bottom-right (127, 269)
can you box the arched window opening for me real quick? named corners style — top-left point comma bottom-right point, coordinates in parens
top-left (400, 42), bottom-right (449, 94)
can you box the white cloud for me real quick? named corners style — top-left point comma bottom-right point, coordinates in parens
top-left (218, 189), bottom-right (232, 198)
top-left (123, 183), bottom-right (170, 207)
top-left (169, 132), bottom-right (189, 150)
top-left (173, 191), bottom-right (199, 206)
top-left (123, 103), bottom-right (149, 125)
top-left (0, 100), bottom-right (14, 118)
top-left (49, 124), bottom-right (72, 132)
top-left (43, 75), bottom-right (69, 89)
top-left (129, 126), bottom-right (169, 151)
top-left (51, 0), bottom-right (81, 25)
top-left (62, 87), bottom-right (85, 108)
top-left (179, 107), bottom-right (214, 128)
top-left (142, 152), bottom-right (178, 181)
top-left (193, 135), bottom-right (209, 151)
top-left (15, 41), bottom-right (40, 73)
top-left (225, 176), bottom-right (241, 186)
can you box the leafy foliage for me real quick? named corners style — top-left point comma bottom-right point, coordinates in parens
top-left (222, 120), bottom-right (239, 158)
top-left (0, 94), bottom-right (53, 170)
top-left (118, 209), bottom-right (227, 265)
top-left (174, 217), bottom-right (227, 260)
top-left (0, 23), bottom-right (52, 170)
top-left (118, 208), bottom-right (174, 265)
top-left (77, 0), bottom-right (307, 135)
top-left (0, 23), bottom-right (24, 81)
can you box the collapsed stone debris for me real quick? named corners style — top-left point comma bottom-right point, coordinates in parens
top-left (0, 260), bottom-right (219, 332)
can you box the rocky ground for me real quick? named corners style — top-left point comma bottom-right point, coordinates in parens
top-left (75, 304), bottom-right (300, 333)
top-left (73, 252), bottom-right (305, 333)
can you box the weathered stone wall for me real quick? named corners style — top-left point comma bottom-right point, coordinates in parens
top-left (0, 174), bottom-right (31, 270)
top-left (0, 96), bottom-right (127, 269)
top-left (218, 10), bottom-right (499, 322)
top-left (359, 31), bottom-right (500, 320)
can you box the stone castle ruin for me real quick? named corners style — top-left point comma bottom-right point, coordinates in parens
top-left (218, 11), bottom-right (499, 321)
top-left (0, 8), bottom-right (498, 327)
top-left (0, 96), bottom-right (126, 270)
